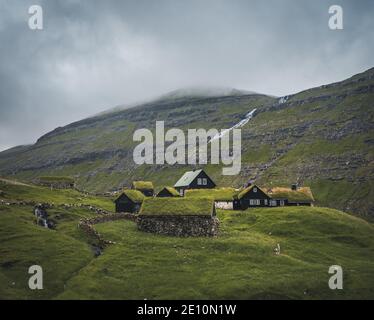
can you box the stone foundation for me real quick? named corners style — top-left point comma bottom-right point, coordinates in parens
top-left (137, 215), bottom-right (219, 237)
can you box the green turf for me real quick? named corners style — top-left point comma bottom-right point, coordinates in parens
top-left (140, 197), bottom-right (214, 216)
top-left (1, 182), bottom-right (374, 300)
top-left (131, 181), bottom-right (154, 192)
top-left (120, 189), bottom-right (145, 203)
top-left (0, 180), bottom-right (114, 211)
top-left (0, 204), bottom-right (97, 299)
top-left (267, 187), bottom-right (314, 202)
top-left (59, 207), bottom-right (374, 300)
top-left (185, 187), bottom-right (239, 201)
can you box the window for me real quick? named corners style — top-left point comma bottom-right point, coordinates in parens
top-left (202, 178), bottom-right (207, 185)
top-left (179, 189), bottom-right (184, 196)
top-left (264, 199), bottom-right (268, 205)
top-left (270, 200), bottom-right (277, 206)
top-left (197, 178), bottom-right (202, 185)
top-left (253, 187), bottom-right (257, 193)
top-left (280, 200), bottom-right (285, 206)
top-left (250, 199), bottom-right (260, 205)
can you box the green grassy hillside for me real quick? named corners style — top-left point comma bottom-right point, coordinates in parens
top-left (0, 68), bottom-right (373, 219)
top-left (0, 182), bottom-right (373, 299)
top-left (58, 207), bottom-right (374, 300)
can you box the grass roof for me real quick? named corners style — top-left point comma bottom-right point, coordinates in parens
top-left (122, 189), bottom-right (146, 203)
top-left (185, 188), bottom-right (239, 201)
top-left (237, 185), bottom-right (268, 199)
top-left (132, 181), bottom-right (154, 191)
top-left (159, 187), bottom-right (180, 197)
top-left (139, 197), bottom-right (214, 216)
top-left (237, 185), bottom-right (254, 199)
top-left (268, 187), bottom-right (314, 202)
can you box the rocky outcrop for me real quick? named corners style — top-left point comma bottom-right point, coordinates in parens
top-left (137, 216), bottom-right (219, 237)
top-left (34, 204), bottom-right (55, 229)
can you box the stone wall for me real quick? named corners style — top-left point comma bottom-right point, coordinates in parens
top-left (78, 213), bottom-right (136, 246)
top-left (137, 215), bottom-right (219, 237)
top-left (33, 180), bottom-right (75, 189)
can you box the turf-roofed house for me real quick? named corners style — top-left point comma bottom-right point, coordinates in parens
top-left (184, 183), bottom-right (315, 210)
top-left (131, 180), bottom-right (154, 196)
top-left (156, 186), bottom-right (181, 197)
top-left (233, 184), bottom-right (271, 210)
top-left (137, 198), bottom-right (219, 237)
top-left (267, 185), bottom-right (315, 207)
top-left (174, 169), bottom-right (216, 196)
top-left (234, 184), bottom-right (315, 209)
top-left (115, 189), bottom-right (145, 213)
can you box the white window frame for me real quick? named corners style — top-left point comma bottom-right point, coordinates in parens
top-left (197, 178), bottom-right (202, 185)
top-left (202, 178), bottom-right (207, 185)
top-left (250, 199), bottom-right (260, 206)
top-left (280, 200), bottom-right (285, 206)
top-left (253, 187), bottom-right (257, 193)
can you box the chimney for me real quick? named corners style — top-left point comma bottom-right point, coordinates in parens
top-left (245, 180), bottom-right (253, 188)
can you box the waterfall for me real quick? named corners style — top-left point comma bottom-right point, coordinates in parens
top-left (209, 108), bottom-right (257, 143)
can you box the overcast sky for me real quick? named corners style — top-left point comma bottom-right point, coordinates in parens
top-left (0, 0), bottom-right (373, 151)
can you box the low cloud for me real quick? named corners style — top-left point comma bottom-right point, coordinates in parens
top-left (0, 0), bottom-right (373, 150)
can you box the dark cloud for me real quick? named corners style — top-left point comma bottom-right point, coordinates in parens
top-left (0, 0), bottom-right (373, 150)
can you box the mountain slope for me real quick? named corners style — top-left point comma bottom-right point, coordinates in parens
top-left (0, 68), bottom-right (373, 219)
